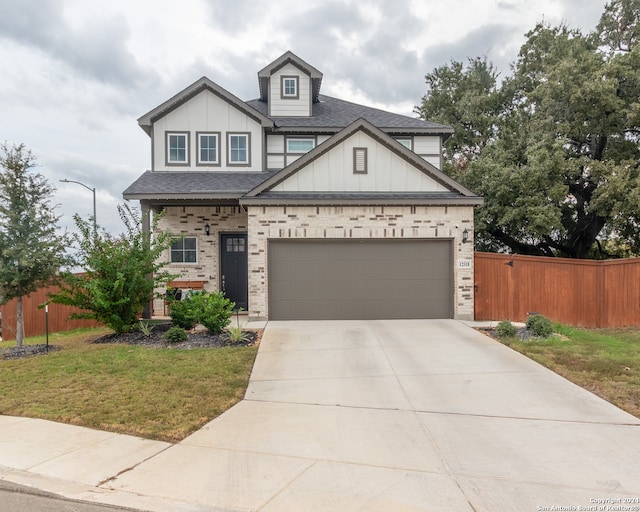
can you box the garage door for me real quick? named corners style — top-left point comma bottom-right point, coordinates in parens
top-left (268, 239), bottom-right (453, 320)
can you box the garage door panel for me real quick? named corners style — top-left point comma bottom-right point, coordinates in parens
top-left (268, 239), bottom-right (452, 320)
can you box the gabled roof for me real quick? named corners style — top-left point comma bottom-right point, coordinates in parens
top-left (246, 95), bottom-right (453, 135)
top-left (257, 50), bottom-right (323, 103)
top-left (137, 77), bottom-right (274, 136)
top-left (242, 118), bottom-right (482, 206)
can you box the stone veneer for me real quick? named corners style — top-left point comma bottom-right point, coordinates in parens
top-left (154, 204), bottom-right (475, 320)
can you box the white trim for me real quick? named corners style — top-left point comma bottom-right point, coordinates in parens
top-left (227, 133), bottom-right (250, 166)
top-left (197, 132), bottom-right (220, 166)
top-left (282, 76), bottom-right (298, 98)
top-left (286, 138), bottom-right (315, 154)
top-left (166, 132), bottom-right (189, 165)
top-left (170, 236), bottom-right (198, 263)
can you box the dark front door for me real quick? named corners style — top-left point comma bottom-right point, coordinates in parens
top-left (220, 233), bottom-right (248, 310)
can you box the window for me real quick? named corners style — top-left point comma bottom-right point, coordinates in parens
top-left (166, 132), bottom-right (189, 165)
top-left (281, 76), bottom-right (298, 99)
top-left (228, 133), bottom-right (250, 165)
top-left (170, 237), bottom-right (197, 263)
top-left (395, 137), bottom-right (413, 150)
top-left (353, 147), bottom-right (368, 174)
top-left (225, 237), bottom-right (246, 253)
top-left (197, 132), bottom-right (220, 165)
top-left (286, 138), bottom-right (315, 153)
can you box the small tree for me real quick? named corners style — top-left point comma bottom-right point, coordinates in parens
top-left (0, 143), bottom-right (70, 347)
top-left (50, 204), bottom-right (175, 333)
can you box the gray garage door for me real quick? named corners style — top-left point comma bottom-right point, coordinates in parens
top-left (268, 239), bottom-right (453, 320)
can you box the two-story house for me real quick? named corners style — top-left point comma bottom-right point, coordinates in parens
top-left (123, 51), bottom-right (482, 321)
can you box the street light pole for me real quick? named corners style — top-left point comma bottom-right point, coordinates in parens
top-left (59, 179), bottom-right (97, 233)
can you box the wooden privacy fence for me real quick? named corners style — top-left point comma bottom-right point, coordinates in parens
top-left (0, 283), bottom-right (101, 340)
top-left (474, 252), bottom-right (640, 328)
top-left (3, 253), bottom-right (640, 337)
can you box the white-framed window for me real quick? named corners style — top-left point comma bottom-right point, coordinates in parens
top-left (170, 237), bottom-right (197, 263)
top-left (197, 132), bottom-right (220, 166)
top-left (281, 76), bottom-right (299, 99)
top-left (166, 132), bottom-right (189, 165)
top-left (395, 137), bottom-right (413, 150)
top-left (353, 147), bottom-right (368, 174)
top-left (227, 133), bottom-right (250, 166)
top-left (286, 138), bottom-right (315, 153)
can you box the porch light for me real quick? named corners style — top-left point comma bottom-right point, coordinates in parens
top-left (204, 224), bottom-right (210, 236)
top-left (462, 228), bottom-right (469, 243)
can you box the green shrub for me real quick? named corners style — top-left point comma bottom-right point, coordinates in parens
top-left (168, 290), bottom-right (235, 334)
top-left (198, 292), bottom-right (235, 334)
top-left (164, 326), bottom-right (187, 343)
top-left (168, 293), bottom-right (202, 329)
top-left (526, 314), bottom-right (553, 338)
top-left (496, 320), bottom-right (518, 338)
top-left (49, 204), bottom-right (175, 334)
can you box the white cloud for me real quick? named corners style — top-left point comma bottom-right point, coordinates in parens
top-left (0, 0), bottom-right (608, 236)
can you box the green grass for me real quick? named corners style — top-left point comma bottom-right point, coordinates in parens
top-left (0, 328), bottom-right (258, 442)
top-left (500, 325), bottom-right (640, 418)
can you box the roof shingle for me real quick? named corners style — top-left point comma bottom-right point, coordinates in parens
top-left (246, 95), bottom-right (452, 132)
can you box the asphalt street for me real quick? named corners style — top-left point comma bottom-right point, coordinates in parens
top-left (0, 480), bottom-right (145, 512)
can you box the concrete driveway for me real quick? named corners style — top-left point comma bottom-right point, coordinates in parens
top-left (106, 319), bottom-right (640, 511)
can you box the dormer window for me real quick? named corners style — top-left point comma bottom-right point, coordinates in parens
top-left (281, 76), bottom-right (299, 99)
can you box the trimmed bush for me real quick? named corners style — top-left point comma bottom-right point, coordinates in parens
top-left (168, 290), bottom-right (235, 334)
top-left (168, 292), bottom-right (202, 329)
top-left (198, 292), bottom-right (235, 334)
top-left (526, 314), bottom-right (553, 338)
top-left (164, 326), bottom-right (187, 343)
top-left (496, 320), bottom-right (518, 338)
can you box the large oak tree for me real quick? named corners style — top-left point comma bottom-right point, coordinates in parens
top-left (418, 0), bottom-right (640, 258)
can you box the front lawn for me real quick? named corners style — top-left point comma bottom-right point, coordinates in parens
top-left (499, 325), bottom-right (640, 418)
top-left (0, 328), bottom-right (258, 442)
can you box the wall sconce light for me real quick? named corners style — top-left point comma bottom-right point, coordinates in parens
top-left (462, 228), bottom-right (469, 243)
top-left (204, 224), bottom-right (210, 236)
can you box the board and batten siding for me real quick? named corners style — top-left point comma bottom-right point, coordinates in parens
top-left (414, 136), bottom-right (442, 169)
top-left (270, 131), bottom-right (449, 193)
top-left (268, 62), bottom-right (312, 117)
top-left (267, 133), bottom-right (442, 172)
top-left (152, 89), bottom-right (264, 171)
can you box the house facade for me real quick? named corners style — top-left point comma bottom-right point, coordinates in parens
top-left (123, 51), bottom-right (483, 321)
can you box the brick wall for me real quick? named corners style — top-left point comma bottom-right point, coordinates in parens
top-left (154, 206), bottom-right (248, 315)
top-left (247, 204), bottom-right (475, 320)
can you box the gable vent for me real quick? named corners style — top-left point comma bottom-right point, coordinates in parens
top-left (353, 147), bottom-right (368, 174)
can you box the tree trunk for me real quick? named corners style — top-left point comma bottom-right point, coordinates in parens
top-left (16, 295), bottom-right (24, 347)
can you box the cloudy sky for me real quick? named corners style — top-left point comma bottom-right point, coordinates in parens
top-left (0, 0), bottom-right (608, 236)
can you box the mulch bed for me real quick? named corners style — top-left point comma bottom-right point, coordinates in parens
top-left (92, 322), bottom-right (261, 349)
top-left (477, 327), bottom-right (528, 339)
top-left (1, 323), bottom-right (261, 360)
top-left (1, 344), bottom-right (61, 360)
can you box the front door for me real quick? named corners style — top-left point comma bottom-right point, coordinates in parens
top-left (220, 233), bottom-right (248, 311)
